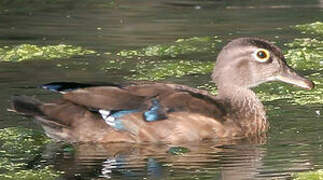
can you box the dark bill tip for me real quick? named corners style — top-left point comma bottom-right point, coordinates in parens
top-left (303, 79), bottom-right (315, 90)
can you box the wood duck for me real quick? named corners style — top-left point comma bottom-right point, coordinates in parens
top-left (10, 37), bottom-right (314, 143)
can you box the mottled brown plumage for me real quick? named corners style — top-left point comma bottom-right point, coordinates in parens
top-left (10, 37), bottom-right (314, 143)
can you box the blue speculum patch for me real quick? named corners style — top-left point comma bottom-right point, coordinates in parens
top-left (100, 99), bottom-right (167, 130)
top-left (144, 99), bottom-right (166, 122)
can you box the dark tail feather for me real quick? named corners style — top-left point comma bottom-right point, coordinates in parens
top-left (11, 96), bottom-right (44, 116)
top-left (11, 95), bottom-right (70, 141)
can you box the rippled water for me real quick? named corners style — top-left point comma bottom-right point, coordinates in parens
top-left (0, 0), bottom-right (322, 179)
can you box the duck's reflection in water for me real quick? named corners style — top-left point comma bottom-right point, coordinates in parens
top-left (42, 137), bottom-right (269, 179)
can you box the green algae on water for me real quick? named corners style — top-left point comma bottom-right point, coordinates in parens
top-left (284, 38), bottom-right (323, 70)
top-left (0, 127), bottom-right (62, 179)
top-left (103, 35), bottom-right (221, 81)
top-left (0, 127), bottom-right (52, 155)
top-left (117, 36), bottom-right (221, 58)
top-left (197, 83), bottom-right (217, 95)
top-left (103, 59), bottom-right (128, 71)
top-left (126, 59), bottom-right (214, 81)
top-left (0, 44), bottom-right (96, 62)
top-left (292, 170), bottom-right (323, 180)
top-left (295, 21), bottom-right (323, 35)
top-left (0, 165), bottom-right (61, 180)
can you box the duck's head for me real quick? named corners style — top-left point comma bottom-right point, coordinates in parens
top-left (212, 37), bottom-right (314, 90)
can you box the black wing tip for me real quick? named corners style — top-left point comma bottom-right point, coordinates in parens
top-left (41, 82), bottom-right (84, 93)
top-left (41, 82), bottom-right (123, 93)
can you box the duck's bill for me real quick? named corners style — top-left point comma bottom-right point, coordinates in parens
top-left (276, 66), bottom-right (314, 90)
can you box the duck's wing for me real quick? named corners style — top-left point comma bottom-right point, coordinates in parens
top-left (42, 82), bottom-right (226, 121)
top-left (42, 82), bottom-right (147, 110)
top-left (42, 82), bottom-right (225, 118)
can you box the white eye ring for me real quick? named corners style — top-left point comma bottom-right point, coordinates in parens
top-left (252, 49), bottom-right (270, 62)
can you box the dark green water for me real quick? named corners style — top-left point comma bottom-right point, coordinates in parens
top-left (0, 0), bottom-right (322, 179)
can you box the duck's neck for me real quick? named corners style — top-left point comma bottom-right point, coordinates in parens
top-left (216, 85), bottom-right (269, 136)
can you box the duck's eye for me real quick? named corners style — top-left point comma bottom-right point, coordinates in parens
top-left (253, 49), bottom-right (270, 62)
top-left (257, 51), bottom-right (267, 59)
